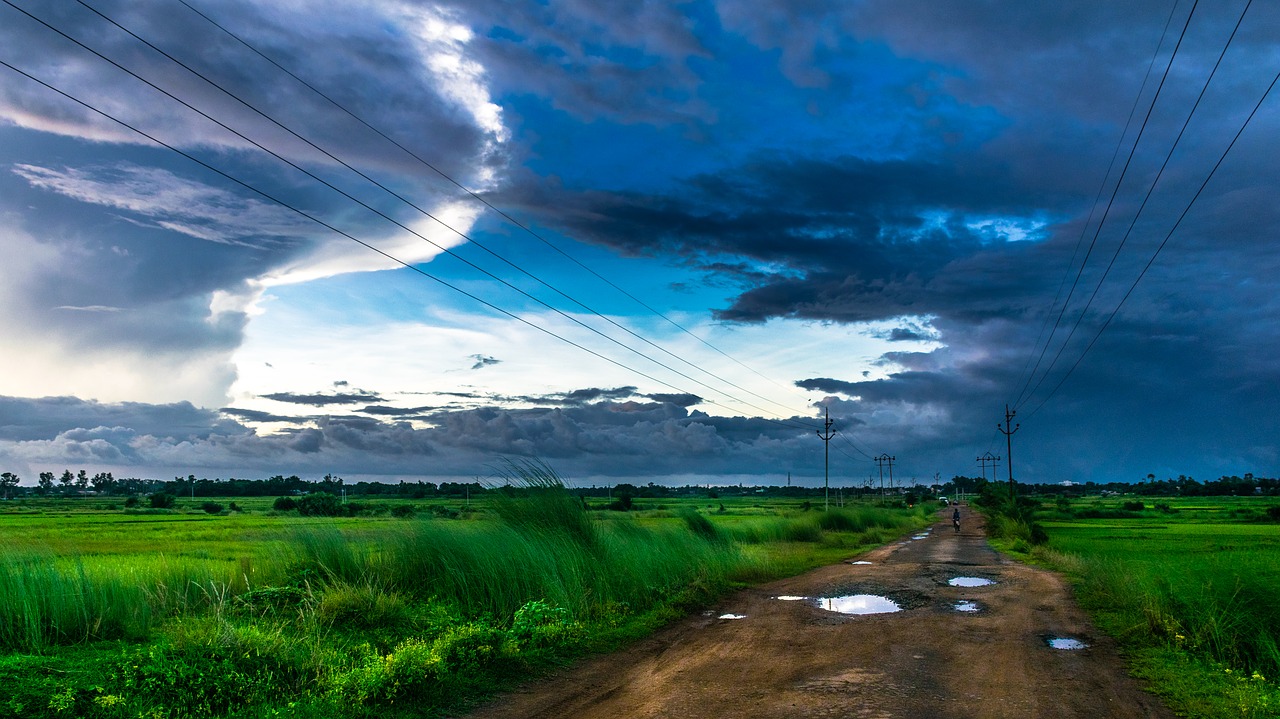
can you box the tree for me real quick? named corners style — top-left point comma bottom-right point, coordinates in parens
top-left (38, 472), bottom-right (54, 495)
top-left (59, 469), bottom-right (74, 493)
top-left (0, 472), bottom-right (18, 499)
top-left (92, 472), bottom-right (116, 494)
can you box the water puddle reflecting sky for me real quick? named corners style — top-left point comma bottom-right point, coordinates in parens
top-left (816, 594), bottom-right (901, 615)
top-left (948, 576), bottom-right (996, 587)
top-left (1047, 637), bottom-right (1088, 649)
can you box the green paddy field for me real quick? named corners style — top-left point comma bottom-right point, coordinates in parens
top-left (1012, 495), bottom-right (1280, 719)
top-left (0, 484), bottom-right (931, 719)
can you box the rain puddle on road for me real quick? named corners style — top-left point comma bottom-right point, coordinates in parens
top-left (776, 595), bottom-right (808, 601)
top-left (850, 560), bottom-right (873, 565)
top-left (948, 576), bottom-right (996, 587)
top-left (911, 535), bottom-right (928, 540)
top-left (718, 613), bottom-right (747, 620)
top-left (1047, 637), bottom-right (1088, 649)
top-left (954, 601), bottom-right (981, 612)
top-left (816, 595), bottom-right (901, 615)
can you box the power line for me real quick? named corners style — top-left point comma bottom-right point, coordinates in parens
top-left (9, 0), bottom-right (814, 427)
top-left (0, 54), bottom-right (828, 440)
top-left (173, 0), bottom-right (806, 401)
top-left (1011, 0), bottom-right (1201, 410)
top-left (1024, 64), bottom-right (1279, 420)
top-left (1006, 0), bottom-right (1181, 408)
top-left (56, 0), bottom-right (818, 425)
top-left (1017, 0), bottom-right (1253, 412)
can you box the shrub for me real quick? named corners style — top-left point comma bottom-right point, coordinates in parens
top-left (201, 502), bottom-right (223, 515)
top-left (228, 502), bottom-right (242, 512)
top-left (390, 504), bottom-right (416, 518)
top-left (1266, 506), bottom-right (1280, 522)
top-left (124, 496), bottom-right (139, 508)
top-left (148, 492), bottom-right (176, 509)
top-left (272, 496), bottom-right (297, 511)
top-left (432, 623), bottom-right (508, 674)
top-left (1122, 500), bottom-right (1146, 512)
top-left (510, 600), bottom-right (582, 650)
top-left (296, 493), bottom-right (342, 517)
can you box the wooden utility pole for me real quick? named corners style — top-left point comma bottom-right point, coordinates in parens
top-left (816, 408), bottom-right (837, 511)
top-left (997, 405), bottom-right (1020, 502)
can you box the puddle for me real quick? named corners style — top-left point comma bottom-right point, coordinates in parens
top-left (850, 560), bottom-right (873, 565)
top-left (954, 601), bottom-right (980, 612)
top-left (816, 594), bottom-right (901, 615)
top-left (911, 535), bottom-right (928, 540)
top-left (1047, 637), bottom-right (1088, 650)
top-left (718, 613), bottom-right (747, 620)
top-left (948, 576), bottom-right (996, 587)
top-left (776, 595), bottom-right (808, 601)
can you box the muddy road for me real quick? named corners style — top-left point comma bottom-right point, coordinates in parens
top-left (463, 508), bottom-right (1173, 719)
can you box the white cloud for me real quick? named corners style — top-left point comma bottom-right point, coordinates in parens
top-left (12, 163), bottom-right (309, 247)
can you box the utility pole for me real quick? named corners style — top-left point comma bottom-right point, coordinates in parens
top-left (975, 452), bottom-right (1001, 504)
top-left (816, 407), bottom-right (837, 511)
top-left (874, 454), bottom-right (895, 504)
top-left (997, 405), bottom-right (1020, 503)
top-left (976, 451), bottom-right (1001, 482)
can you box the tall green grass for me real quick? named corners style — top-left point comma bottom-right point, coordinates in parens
top-left (286, 481), bottom-right (744, 622)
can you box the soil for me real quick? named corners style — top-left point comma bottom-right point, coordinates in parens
top-left (461, 508), bottom-right (1174, 719)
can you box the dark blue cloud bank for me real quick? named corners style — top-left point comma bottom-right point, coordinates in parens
top-left (0, 0), bottom-right (1277, 484)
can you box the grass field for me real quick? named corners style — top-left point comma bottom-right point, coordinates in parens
top-left (0, 478), bottom-right (932, 718)
top-left (1011, 495), bottom-right (1280, 719)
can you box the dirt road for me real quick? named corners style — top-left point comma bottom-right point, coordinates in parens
top-left (464, 509), bottom-right (1173, 719)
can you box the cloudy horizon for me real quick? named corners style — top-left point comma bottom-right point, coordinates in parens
top-left (1, 0), bottom-right (1276, 487)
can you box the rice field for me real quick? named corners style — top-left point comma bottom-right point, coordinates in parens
top-left (0, 471), bottom-right (931, 718)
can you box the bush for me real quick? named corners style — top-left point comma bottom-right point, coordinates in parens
top-left (1266, 506), bottom-right (1280, 522)
top-left (272, 496), bottom-right (297, 511)
top-left (228, 502), bottom-right (242, 513)
top-left (124, 496), bottom-right (139, 508)
top-left (148, 492), bottom-right (176, 509)
top-left (390, 504), bottom-right (416, 518)
top-left (510, 600), bottom-right (582, 650)
top-left (296, 493), bottom-right (342, 517)
top-left (200, 502), bottom-right (223, 515)
top-left (1122, 500), bottom-right (1146, 512)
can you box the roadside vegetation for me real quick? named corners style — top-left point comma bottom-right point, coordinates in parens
top-left (986, 492), bottom-right (1280, 719)
top-left (0, 463), bottom-right (931, 718)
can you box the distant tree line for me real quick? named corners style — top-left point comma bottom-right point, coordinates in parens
top-left (945, 473), bottom-right (1279, 498)
top-left (0, 469), bottom-right (1275, 501)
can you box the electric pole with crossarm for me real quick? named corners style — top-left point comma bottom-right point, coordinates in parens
top-left (997, 405), bottom-right (1020, 503)
top-left (816, 407), bottom-right (837, 511)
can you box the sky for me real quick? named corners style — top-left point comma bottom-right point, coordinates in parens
top-left (0, 0), bottom-right (1277, 487)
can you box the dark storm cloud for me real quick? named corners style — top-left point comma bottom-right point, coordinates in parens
top-left (883, 327), bottom-right (932, 342)
top-left (795, 378), bottom-right (860, 396)
top-left (0, 395), bottom-right (248, 442)
top-left (260, 392), bottom-right (384, 406)
top-left (644, 393), bottom-right (703, 407)
top-left (449, 0), bottom-right (711, 126)
top-left (357, 405), bottom-right (436, 417)
top-left (218, 407), bottom-right (295, 424)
